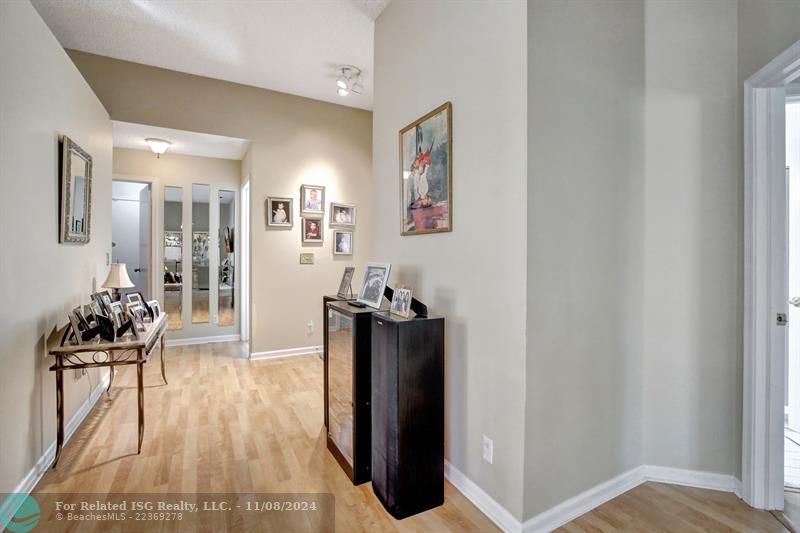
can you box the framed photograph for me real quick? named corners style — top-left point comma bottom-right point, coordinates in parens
top-left (300, 253), bottom-right (314, 264)
top-left (302, 217), bottom-right (323, 243)
top-left (333, 230), bottom-right (353, 255)
top-left (126, 292), bottom-right (143, 307)
top-left (329, 203), bottom-right (356, 227)
top-left (390, 287), bottom-right (413, 318)
top-left (109, 301), bottom-right (125, 329)
top-left (357, 262), bottom-right (391, 309)
top-left (337, 267), bottom-right (356, 298)
top-left (266, 196), bottom-right (293, 227)
top-left (146, 300), bottom-right (161, 317)
top-left (400, 101), bottom-right (452, 235)
top-left (72, 306), bottom-right (91, 330)
top-left (67, 310), bottom-right (84, 345)
top-left (93, 290), bottom-right (113, 316)
top-left (300, 185), bottom-right (325, 216)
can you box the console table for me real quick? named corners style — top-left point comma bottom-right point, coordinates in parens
top-left (48, 313), bottom-right (168, 468)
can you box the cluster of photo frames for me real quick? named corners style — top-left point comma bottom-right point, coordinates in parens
top-left (266, 185), bottom-right (356, 256)
top-left (62, 290), bottom-right (162, 345)
top-left (336, 264), bottom-right (414, 319)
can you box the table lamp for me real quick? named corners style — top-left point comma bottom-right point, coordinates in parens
top-left (102, 262), bottom-right (134, 301)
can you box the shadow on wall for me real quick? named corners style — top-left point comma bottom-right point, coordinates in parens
top-left (433, 285), bottom-right (466, 468)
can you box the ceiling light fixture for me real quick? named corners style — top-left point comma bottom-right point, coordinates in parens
top-left (335, 65), bottom-right (363, 97)
top-left (145, 137), bottom-right (172, 158)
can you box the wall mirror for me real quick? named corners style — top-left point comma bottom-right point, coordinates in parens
top-left (218, 190), bottom-right (236, 327)
top-left (192, 184), bottom-right (210, 324)
top-left (164, 186), bottom-right (183, 330)
top-left (59, 136), bottom-right (92, 243)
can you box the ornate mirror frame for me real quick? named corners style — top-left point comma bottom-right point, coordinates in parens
top-left (59, 135), bottom-right (93, 244)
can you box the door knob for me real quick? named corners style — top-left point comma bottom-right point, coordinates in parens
top-left (791, 297), bottom-right (800, 308)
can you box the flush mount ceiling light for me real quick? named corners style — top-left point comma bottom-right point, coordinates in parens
top-left (335, 65), bottom-right (363, 97)
top-left (145, 137), bottom-right (172, 158)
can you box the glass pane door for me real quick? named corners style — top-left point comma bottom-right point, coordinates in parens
top-left (163, 186), bottom-right (183, 330)
top-left (192, 184), bottom-right (210, 324)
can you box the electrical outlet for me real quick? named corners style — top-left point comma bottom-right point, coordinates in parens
top-left (482, 435), bottom-right (493, 464)
top-left (73, 368), bottom-right (85, 381)
top-left (213, 314), bottom-right (219, 324)
top-left (307, 320), bottom-right (314, 334)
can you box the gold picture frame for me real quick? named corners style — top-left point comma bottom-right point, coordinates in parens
top-left (399, 101), bottom-right (452, 235)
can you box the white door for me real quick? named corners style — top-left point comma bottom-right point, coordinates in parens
top-left (111, 180), bottom-right (151, 296)
top-left (137, 183), bottom-right (152, 298)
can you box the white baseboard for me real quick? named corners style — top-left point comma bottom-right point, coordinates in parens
top-left (444, 460), bottom-right (523, 533)
top-left (445, 461), bottom-right (743, 533)
top-left (249, 345), bottom-right (322, 360)
top-left (165, 334), bottom-right (241, 347)
top-left (6, 370), bottom-right (110, 518)
top-left (641, 464), bottom-right (739, 492)
top-left (522, 466), bottom-right (645, 532)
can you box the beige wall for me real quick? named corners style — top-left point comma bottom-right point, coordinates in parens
top-left (69, 51), bottom-right (373, 354)
top-left (374, 0), bottom-right (528, 519)
top-left (525, 0), bottom-right (645, 518)
top-left (112, 147), bottom-right (242, 341)
top-left (0, 1), bottom-right (112, 492)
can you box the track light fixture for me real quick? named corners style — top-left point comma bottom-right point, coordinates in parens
top-left (335, 65), bottom-right (363, 97)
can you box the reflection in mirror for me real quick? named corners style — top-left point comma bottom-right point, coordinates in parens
top-left (192, 184), bottom-right (210, 324)
top-left (218, 190), bottom-right (236, 327)
top-left (164, 186), bottom-right (183, 330)
top-left (59, 136), bottom-right (93, 244)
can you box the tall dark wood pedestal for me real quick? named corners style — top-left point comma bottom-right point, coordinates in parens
top-left (370, 311), bottom-right (445, 519)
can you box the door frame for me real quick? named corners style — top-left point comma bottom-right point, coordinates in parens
top-left (241, 178), bottom-right (250, 349)
top-left (112, 176), bottom-right (159, 300)
top-left (743, 39), bottom-right (800, 510)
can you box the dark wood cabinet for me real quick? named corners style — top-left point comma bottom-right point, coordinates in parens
top-left (371, 311), bottom-right (445, 519)
top-left (323, 298), bottom-right (386, 485)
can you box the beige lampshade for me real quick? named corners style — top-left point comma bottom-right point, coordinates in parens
top-left (102, 263), bottom-right (135, 289)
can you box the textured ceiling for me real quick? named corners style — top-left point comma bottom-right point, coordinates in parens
top-left (31, 0), bottom-right (391, 110)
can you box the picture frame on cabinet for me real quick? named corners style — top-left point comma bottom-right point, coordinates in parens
top-left (357, 262), bottom-right (391, 309)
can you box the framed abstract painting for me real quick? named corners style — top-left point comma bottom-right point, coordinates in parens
top-left (399, 102), bottom-right (452, 235)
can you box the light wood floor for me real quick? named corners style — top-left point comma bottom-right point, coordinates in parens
top-left (35, 342), bottom-right (495, 532)
top-left (558, 482), bottom-right (787, 532)
top-left (34, 341), bottom-right (790, 532)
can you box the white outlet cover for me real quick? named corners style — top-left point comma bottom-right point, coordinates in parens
top-left (482, 435), bottom-right (493, 464)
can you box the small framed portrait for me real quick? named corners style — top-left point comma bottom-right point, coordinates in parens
top-left (147, 300), bottom-right (161, 318)
top-left (93, 290), bottom-right (113, 315)
top-left (300, 185), bottom-right (325, 216)
top-left (329, 203), bottom-right (356, 227)
top-left (357, 262), bottom-right (391, 309)
top-left (126, 292), bottom-right (143, 307)
top-left (302, 217), bottom-right (324, 243)
top-left (337, 267), bottom-right (356, 298)
top-left (390, 287), bottom-right (413, 318)
top-left (333, 230), bottom-right (353, 255)
top-left (109, 301), bottom-right (125, 329)
top-left (266, 196), bottom-right (293, 227)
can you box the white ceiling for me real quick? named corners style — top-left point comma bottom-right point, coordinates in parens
top-left (113, 120), bottom-right (251, 160)
top-left (31, 0), bottom-right (389, 110)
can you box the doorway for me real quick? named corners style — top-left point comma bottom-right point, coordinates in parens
top-left (241, 179), bottom-right (250, 350)
top-left (112, 180), bottom-right (152, 297)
